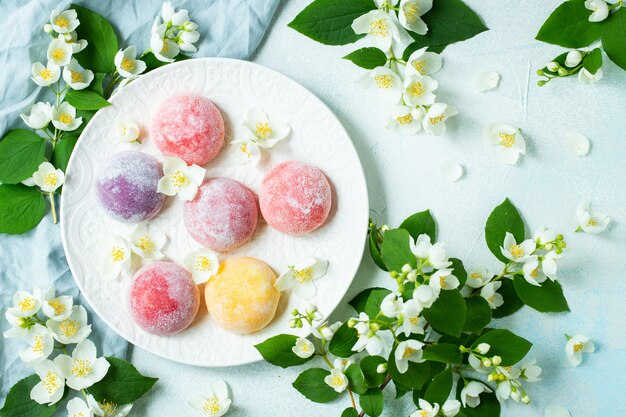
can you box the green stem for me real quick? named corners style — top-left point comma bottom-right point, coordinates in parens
top-left (49, 192), bottom-right (58, 224)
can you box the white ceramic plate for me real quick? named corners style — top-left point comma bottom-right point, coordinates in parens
top-left (60, 58), bottom-right (368, 367)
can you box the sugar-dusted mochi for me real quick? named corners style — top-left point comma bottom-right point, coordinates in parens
top-left (260, 161), bottom-right (332, 235)
top-left (151, 95), bottom-right (225, 166)
top-left (184, 178), bottom-right (258, 251)
top-left (96, 151), bottom-right (165, 223)
top-left (129, 262), bottom-right (199, 335)
top-left (205, 257), bottom-right (280, 334)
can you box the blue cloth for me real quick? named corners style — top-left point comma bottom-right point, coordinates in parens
top-left (0, 0), bottom-right (279, 401)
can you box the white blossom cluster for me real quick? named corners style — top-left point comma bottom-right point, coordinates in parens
top-left (150, 1), bottom-right (200, 62)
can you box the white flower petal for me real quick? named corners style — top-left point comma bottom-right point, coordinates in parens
top-left (438, 161), bottom-right (463, 182)
top-left (564, 132), bottom-right (590, 156)
top-left (475, 70), bottom-right (501, 92)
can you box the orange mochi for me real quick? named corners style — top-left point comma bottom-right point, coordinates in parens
top-left (205, 257), bottom-right (280, 334)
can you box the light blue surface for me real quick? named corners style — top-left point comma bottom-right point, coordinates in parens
top-left (0, 0), bottom-right (279, 404)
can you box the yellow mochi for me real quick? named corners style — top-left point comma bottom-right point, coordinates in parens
top-left (205, 257), bottom-right (280, 334)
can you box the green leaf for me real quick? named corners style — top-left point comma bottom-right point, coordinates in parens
top-left (87, 72), bottom-right (107, 96)
top-left (0, 374), bottom-right (59, 417)
top-left (513, 276), bottom-right (570, 313)
top-left (422, 343), bottom-right (462, 364)
top-left (52, 134), bottom-right (79, 172)
top-left (463, 296), bottom-right (492, 334)
top-left (424, 368), bottom-right (453, 406)
top-left (72, 5), bottom-right (119, 73)
top-left (471, 329), bottom-right (532, 366)
top-left (402, 41), bottom-right (447, 61)
top-left (346, 364), bottom-right (368, 395)
top-left (292, 368), bottom-right (338, 403)
top-left (254, 334), bottom-right (314, 368)
top-left (66, 89), bottom-right (111, 111)
top-left (369, 228), bottom-right (388, 271)
top-left (450, 258), bottom-right (468, 288)
top-left (0, 185), bottom-right (45, 235)
top-left (492, 278), bottom-right (524, 318)
top-left (88, 357), bottom-right (157, 405)
top-left (329, 322), bottom-right (359, 358)
top-left (349, 287), bottom-right (392, 318)
top-left (602, 8), bottom-right (626, 70)
top-left (380, 228), bottom-right (416, 272)
top-left (0, 130), bottom-right (46, 184)
top-left (484, 198), bottom-right (525, 263)
top-left (143, 52), bottom-right (191, 72)
top-left (344, 47), bottom-right (388, 69)
top-left (388, 348), bottom-right (431, 389)
top-left (399, 209), bottom-right (436, 242)
top-left (359, 388), bottom-right (384, 417)
top-left (536, 0), bottom-right (603, 48)
top-left (360, 355), bottom-right (387, 387)
top-left (341, 408), bottom-right (360, 417)
top-left (583, 48), bottom-right (603, 75)
top-left (288, 0), bottom-right (376, 46)
top-left (409, 0), bottom-right (488, 48)
top-left (457, 382), bottom-right (500, 417)
top-left (422, 290), bottom-right (466, 337)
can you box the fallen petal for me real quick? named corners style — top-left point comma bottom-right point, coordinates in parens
top-left (475, 71), bottom-right (500, 92)
top-left (439, 161), bottom-right (464, 182)
top-left (564, 132), bottom-right (590, 156)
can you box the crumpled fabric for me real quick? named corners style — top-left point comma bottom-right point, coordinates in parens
top-left (0, 0), bottom-right (279, 401)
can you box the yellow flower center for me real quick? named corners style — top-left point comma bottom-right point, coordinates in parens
top-left (121, 57), bottom-right (135, 71)
top-left (70, 71), bottom-right (83, 83)
top-left (396, 113), bottom-right (413, 125)
top-left (51, 48), bottom-right (65, 62)
top-left (73, 413), bottom-right (85, 417)
top-left (110, 246), bottom-right (126, 263)
top-left (429, 114), bottom-right (445, 125)
top-left (42, 371), bottom-right (60, 394)
top-left (420, 411), bottom-right (428, 417)
top-left (59, 112), bottom-right (73, 124)
top-left (471, 272), bottom-right (482, 280)
top-left (499, 132), bottom-right (516, 148)
top-left (195, 255), bottom-right (213, 272)
top-left (403, 3), bottom-right (420, 23)
top-left (40, 68), bottom-right (54, 80)
top-left (294, 267), bottom-right (313, 283)
top-left (202, 397), bottom-right (221, 415)
top-left (18, 296), bottom-right (35, 312)
top-left (412, 59), bottom-right (426, 75)
top-left (55, 16), bottom-right (69, 28)
top-left (439, 276), bottom-right (447, 289)
top-left (300, 343), bottom-right (311, 353)
top-left (239, 143), bottom-right (251, 158)
top-left (586, 217), bottom-right (598, 227)
top-left (407, 82), bottom-right (425, 97)
top-left (409, 316), bottom-right (419, 325)
top-left (573, 342), bottom-right (584, 352)
top-left (403, 346), bottom-right (416, 359)
top-left (44, 173), bottom-right (58, 187)
top-left (369, 19), bottom-right (388, 37)
top-left (60, 319), bottom-right (79, 337)
top-left (255, 121), bottom-right (272, 139)
top-left (374, 74), bottom-right (393, 89)
top-left (32, 335), bottom-right (44, 354)
top-left (510, 244), bottom-right (525, 259)
top-left (99, 401), bottom-right (118, 414)
top-left (137, 236), bottom-right (155, 253)
top-left (160, 40), bottom-right (169, 53)
top-left (48, 299), bottom-right (66, 316)
top-left (170, 170), bottom-right (190, 190)
top-left (331, 375), bottom-right (344, 387)
top-left (530, 268), bottom-right (539, 278)
top-left (72, 359), bottom-right (93, 377)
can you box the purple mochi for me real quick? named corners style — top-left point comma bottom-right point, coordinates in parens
top-left (95, 152), bottom-right (165, 223)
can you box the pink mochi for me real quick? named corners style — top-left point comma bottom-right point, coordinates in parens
top-left (151, 95), bottom-right (225, 166)
top-left (129, 262), bottom-right (199, 336)
top-left (184, 178), bottom-right (258, 251)
top-left (260, 161), bottom-right (332, 236)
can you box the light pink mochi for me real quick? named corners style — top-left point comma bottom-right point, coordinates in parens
top-left (151, 95), bottom-right (225, 166)
top-left (129, 262), bottom-right (199, 335)
top-left (260, 161), bottom-right (332, 236)
top-left (184, 178), bottom-right (258, 251)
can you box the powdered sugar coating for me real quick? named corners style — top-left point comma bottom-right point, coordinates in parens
top-left (260, 161), bottom-right (332, 235)
top-left (151, 95), bottom-right (225, 165)
top-left (184, 178), bottom-right (258, 251)
top-left (95, 151), bottom-right (165, 223)
top-left (129, 262), bottom-right (200, 335)
top-left (205, 257), bottom-right (280, 334)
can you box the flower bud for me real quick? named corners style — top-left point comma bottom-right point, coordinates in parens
top-left (401, 264), bottom-right (412, 274)
top-left (482, 358), bottom-right (492, 367)
top-left (565, 50), bottom-right (583, 68)
top-left (492, 355), bottom-right (502, 366)
top-left (44, 24), bottom-right (53, 33)
top-left (558, 68), bottom-right (569, 76)
top-left (376, 363), bottom-right (388, 374)
top-left (536, 69), bottom-right (545, 76)
top-left (487, 374), bottom-right (495, 382)
top-left (521, 394), bottom-right (530, 404)
top-left (537, 80), bottom-right (548, 87)
top-left (476, 343), bottom-right (491, 355)
top-left (556, 234), bottom-right (564, 241)
top-left (407, 270), bottom-right (417, 282)
top-left (390, 271), bottom-right (399, 278)
top-left (545, 243), bottom-right (553, 250)
top-left (370, 323), bottom-right (380, 332)
top-left (347, 318), bottom-right (357, 328)
top-left (288, 319), bottom-right (297, 328)
top-left (296, 319), bottom-right (303, 328)
top-left (546, 61), bottom-right (560, 71)
top-left (291, 309), bottom-right (299, 316)
top-left (380, 225), bottom-right (389, 233)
